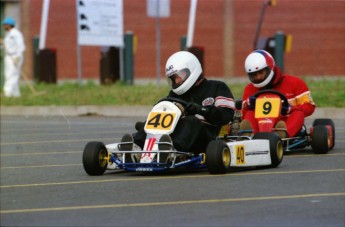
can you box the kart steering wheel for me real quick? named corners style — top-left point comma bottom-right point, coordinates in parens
top-left (156, 97), bottom-right (189, 114)
top-left (252, 89), bottom-right (290, 110)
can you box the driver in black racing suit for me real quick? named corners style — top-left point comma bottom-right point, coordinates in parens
top-left (126, 51), bottom-right (236, 154)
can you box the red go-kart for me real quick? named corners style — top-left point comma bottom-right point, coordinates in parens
top-left (229, 90), bottom-right (335, 154)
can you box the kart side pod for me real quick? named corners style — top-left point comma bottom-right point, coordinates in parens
top-left (206, 133), bottom-right (283, 174)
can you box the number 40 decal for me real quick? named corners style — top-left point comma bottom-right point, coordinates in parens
top-left (236, 145), bottom-right (245, 165)
top-left (145, 112), bottom-right (176, 130)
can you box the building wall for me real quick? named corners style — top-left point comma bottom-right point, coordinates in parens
top-left (17, 0), bottom-right (345, 81)
top-left (233, 0), bottom-right (345, 77)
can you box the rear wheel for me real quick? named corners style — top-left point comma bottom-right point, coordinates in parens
top-left (253, 132), bottom-right (283, 168)
top-left (83, 142), bottom-right (108, 175)
top-left (206, 140), bottom-right (231, 174)
top-left (311, 125), bottom-right (330, 154)
top-left (312, 119), bottom-right (335, 149)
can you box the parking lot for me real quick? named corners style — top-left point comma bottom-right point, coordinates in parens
top-left (1, 115), bottom-right (344, 226)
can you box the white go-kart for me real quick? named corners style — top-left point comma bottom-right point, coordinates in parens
top-left (82, 97), bottom-right (283, 175)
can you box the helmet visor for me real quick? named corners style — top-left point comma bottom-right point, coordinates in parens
top-left (167, 68), bottom-right (191, 89)
top-left (248, 67), bottom-right (270, 84)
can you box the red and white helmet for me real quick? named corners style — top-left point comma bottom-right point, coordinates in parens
top-left (244, 50), bottom-right (275, 88)
top-left (165, 51), bottom-right (202, 95)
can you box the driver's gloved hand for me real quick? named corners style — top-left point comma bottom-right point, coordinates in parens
top-left (281, 104), bottom-right (291, 115)
top-left (246, 96), bottom-right (257, 110)
top-left (186, 102), bottom-right (209, 116)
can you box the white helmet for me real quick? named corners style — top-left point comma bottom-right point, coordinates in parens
top-left (165, 51), bottom-right (202, 95)
top-left (244, 50), bottom-right (275, 88)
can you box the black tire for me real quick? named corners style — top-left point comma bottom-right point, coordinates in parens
top-left (253, 132), bottom-right (284, 168)
top-left (311, 125), bottom-right (330, 154)
top-left (83, 142), bottom-right (108, 175)
top-left (312, 119), bottom-right (335, 150)
top-left (206, 140), bottom-right (231, 174)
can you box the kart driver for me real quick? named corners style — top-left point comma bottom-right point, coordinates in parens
top-left (241, 49), bottom-right (315, 138)
top-left (125, 51), bottom-right (236, 154)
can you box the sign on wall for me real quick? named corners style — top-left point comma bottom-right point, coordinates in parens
top-left (76, 0), bottom-right (123, 47)
top-left (147, 0), bottom-right (170, 18)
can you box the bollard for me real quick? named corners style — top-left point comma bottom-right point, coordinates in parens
top-left (100, 47), bottom-right (120, 85)
top-left (180, 36), bottom-right (187, 51)
top-left (36, 48), bottom-right (57, 83)
top-left (32, 36), bottom-right (40, 81)
top-left (124, 32), bottom-right (134, 85)
top-left (274, 31), bottom-right (286, 72)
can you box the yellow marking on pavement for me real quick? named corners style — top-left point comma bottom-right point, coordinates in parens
top-left (1, 192), bottom-right (344, 214)
top-left (1, 169), bottom-right (344, 189)
top-left (286, 153), bottom-right (345, 157)
top-left (1, 152), bottom-right (343, 169)
top-left (1, 164), bottom-right (82, 169)
top-left (2, 150), bottom-right (344, 158)
top-left (2, 139), bottom-right (343, 145)
top-left (335, 139), bottom-right (345, 143)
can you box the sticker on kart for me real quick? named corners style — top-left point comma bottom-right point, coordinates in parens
top-left (145, 112), bottom-right (177, 131)
top-left (236, 145), bottom-right (245, 165)
top-left (255, 97), bottom-right (281, 118)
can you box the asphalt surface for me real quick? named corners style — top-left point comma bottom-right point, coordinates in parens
top-left (0, 115), bottom-right (344, 226)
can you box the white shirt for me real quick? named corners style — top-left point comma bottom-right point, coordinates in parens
top-left (4, 27), bottom-right (26, 57)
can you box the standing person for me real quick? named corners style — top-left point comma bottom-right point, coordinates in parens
top-left (241, 49), bottom-right (315, 138)
top-left (2, 17), bottom-right (25, 97)
top-left (122, 51), bottom-right (236, 155)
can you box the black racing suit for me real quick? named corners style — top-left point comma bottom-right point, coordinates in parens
top-left (134, 79), bottom-right (235, 154)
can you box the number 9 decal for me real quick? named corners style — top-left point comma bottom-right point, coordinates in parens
top-left (255, 97), bottom-right (281, 118)
top-left (262, 101), bottom-right (272, 115)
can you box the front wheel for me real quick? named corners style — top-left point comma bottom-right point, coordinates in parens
top-left (83, 142), bottom-right (108, 175)
top-left (312, 119), bottom-right (335, 150)
top-left (311, 125), bottom-right (330, 154)
top-left (206, 140), bottom-right (231, 174)
top-left (253, 132), bottom-right (284, 168)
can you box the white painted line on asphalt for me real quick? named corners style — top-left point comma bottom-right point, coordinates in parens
top-left (0, 151), bottom-right (82, 156)
top-left (0, 138), bottom-right (116, 145)
top-left (1, 164), bottom-right (82, 169)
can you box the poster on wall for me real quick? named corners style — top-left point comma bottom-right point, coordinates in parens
top-left (76, 0), bottom-right (123, 47)
top-left (147, 0), bottom-right (170, 18)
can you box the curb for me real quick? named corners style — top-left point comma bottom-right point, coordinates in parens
top-left (1, 106), bottom-right (344, 119)
top-left (0, 106), bottom-right (152, 117)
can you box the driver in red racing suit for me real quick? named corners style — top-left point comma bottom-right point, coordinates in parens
top-left (241, 50), bottom-right (315, 138)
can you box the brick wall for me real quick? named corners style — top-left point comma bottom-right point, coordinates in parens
top-left (26, 0), bottom-right (345, 80)
top-left (233, 0), bottom-right (345, 77)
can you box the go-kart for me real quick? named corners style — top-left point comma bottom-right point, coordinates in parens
top-left (230, 90), bottom-right (335, 154)
top-left (82, 97), bottom-right (284, 175)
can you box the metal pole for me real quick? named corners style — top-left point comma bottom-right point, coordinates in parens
top-left (76, 0), bottom-right (82, 84)
top-left (253, 0), bottom-right (269, 50)
top-left (39, 0), bottom-right (50, 50)
top-left (186, 0), bottom-right (197, 48)
top-left (156, 0), bottom-right (161, 84)
top-left (120, 46), bottom-right (124, 82)
top-left (76, 45), bottom-right (82, 84)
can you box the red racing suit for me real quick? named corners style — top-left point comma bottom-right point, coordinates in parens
top-left (242, 66), bottom-right (315, 137)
